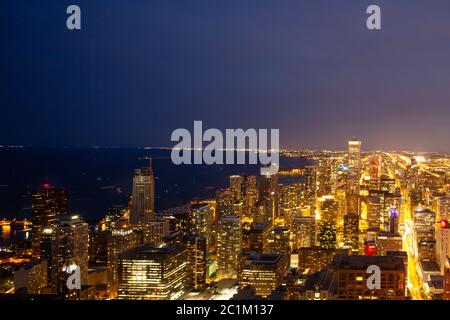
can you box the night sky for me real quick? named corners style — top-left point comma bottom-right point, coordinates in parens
top-left (2, 0), bottom-right (450, 151)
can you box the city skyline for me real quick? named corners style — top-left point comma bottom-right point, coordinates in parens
top-left (3, 0), bottom-right (450, 305)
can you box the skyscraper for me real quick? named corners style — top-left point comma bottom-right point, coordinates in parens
top-left (347, 139), bottom-right (361, 195)
top-left (117, 243), bottom-right (187, 300)
top-left (130, 166), bottom-right (155, 226)
top-left (217, 215), bottom-right (242, 279)
top-left (31, 185), bottom-right (67, 258)
top-left (190, 203), bottom-right (213, 252)
top-left (215, 188), bottom-right (235, 216)
top-left (240, 253), bottom-right (288, 298)
top-left (388, 207), bottom-right (399, 234)
top-left (437, 220), bottom-right (450, 274)
top-left (106, 227), bottom-right (140, 298)
top-left (303, 165), bottom-right (317, 213)
top-left (367, 196), bottom-right (382, 231)
top-left (185, 235), bottom-right (207, 291)
top-left (291, 216), bottom-right (316, 249)
top-left (369, 154), bottom-right (380, 190)
top-left (318, 196), bottom-right (338, 249)
top-left (51, 215), bottom-right (89, 295)
top-left (229, 175), bottom-right (244, 201)
top-left (343, 213), bottom-right (359, 251)
top-left (335, 255), bottom-right (406, 300)
top-left (258, 172), bottom-right (278, 223)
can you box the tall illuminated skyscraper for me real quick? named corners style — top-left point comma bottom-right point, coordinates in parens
top-left (51, 215), bottom-right (89, 295)
top-left (240, 253), bottom-right (288, 298)
top-left (291, 216), bottom-right (316, 249)
top-left (437, 220), bottom-right (450, 274)
top-left (217, 215), bottom-right (242, 279)
top-left (343, 213), bottom-right (359, 251)
top-left (190, 203), bottom-right (213, 251)
top-left (107, 227), bottom-right (141, 298)
top-left (369, 154), bottom-right (380, 190)
top-left (318, 196), bottom-right (338, 249)
top-left (230, 175), bottom-right (244, 201)
top-left (185, 235), bottom-right (207, 291)
top-left (258, 172), bottom-right (278, 223)
top-left (303, 165), bottom-right (317, 213)
top-left (130, 165), bottom-right (154, 226)
top-left (216, 188), bottom-right (235, 215)
top-left (347, 139), bottom-right (361, 195)
top-left (243, 175), bottom-right (258, 218)
top-left (367, 196), bottom-right (382, 231)
top-left (31, 185), bottom-right (67, 258)
top-left (117, 243), bottom-right (187, 300)
top-left (335, 255), bottom-right (406, 300)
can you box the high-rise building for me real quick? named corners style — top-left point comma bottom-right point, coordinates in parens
top-left (31, 185), bottom-right (67, 258)
top-left (240, 253), bottom-right (288, 298)
top-left (297, 247), bottom-right (343, 274)
top-left (130, 166), bottom-right (154, 226)
top-left (258, 172), bottom-right (278, 223)
top-left (14, 260), bottom-right (48, 294)
top-left (335, 187), bottom-right (347, 226)
top-left (347, 139), bottom-right (361, 195)
top-left (376, 232), bottom-right (402, 256)
top-left (249, 222), bottom-right (272, 253)
top-left (335, 255), bottom-right (406, 300)
top-left (146, 218), bottom-right (170, 244)
top-left (436, 220), bottom-right (450, 274)
top-left (217, 215), bottom-right (242, 279)
top-left (388, 207), bottom-right (399, 234)
top-left (318, 196), bottom-right (338, 249)
top-left (270, 226), bottom-right (291, 254)
top-left (117, 243), bottom-right (187, 300)
top-left (380, 176), bottom-right (396, 195)
top-left (106, 227), bottom-right (140, 298)
top-left (185, 235), bottom-right (207, 291)
top-left (346, 193), bottom-right (360, 217)
top-left (369, 154), bottom-right (380, 190)
top-left (230, 175), bottom-right (244, 201)
top-left (437, 197), bottom-right (450, 221)
top-left (367, 197), bottom-right (382, 231)
top-left (32, 185), bottom-right (68, 230)
top-left (303, 165), bottom-right (317, 213)
top-left (190, 203), bottom-right (213, 251)
top-left (444, 257), bottom-right (450, 300)
top-left (291, 216), bottom-right (316, 249)
top-left (215, 188), bottom-right (235, 216)
top-left (317, 159), bottom-right (333, 196)
top-left (343, 213), bottom-right (359, 251)
top-left (413, 208), bottom-right (436, 250)
top-left (243, 175), bottom-right (258, 219)
top-left (51, 215), bottom-right (89, 295)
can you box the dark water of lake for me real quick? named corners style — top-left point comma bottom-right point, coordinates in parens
top-left (0, 223), bottom-right (31, 248)
top-left (0, 147), bottom-right (309, 225)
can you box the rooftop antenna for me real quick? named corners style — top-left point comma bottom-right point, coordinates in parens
top-left (137, 156), bottom-right (153, 175)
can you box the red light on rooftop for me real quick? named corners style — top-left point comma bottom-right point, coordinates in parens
top-left (42, 183), bottom-right (50, 188)
top-left (364, 243), bottom-right (377, 256)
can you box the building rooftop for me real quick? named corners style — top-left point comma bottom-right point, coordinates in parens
top-left (335, 255), bottom-right (405, 271)
top-left (420, 260), bottom-right (440, 272)
top-left (243, 252), bottom-right (285, 266)
top-left (120, 243), bottom-right (185, 258)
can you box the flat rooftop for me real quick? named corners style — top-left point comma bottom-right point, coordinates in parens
top-left (336, 255), bottom-right (405, 271)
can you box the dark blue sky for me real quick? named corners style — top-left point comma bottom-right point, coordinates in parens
top-left (2, 0), bottom-right (450, 151)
